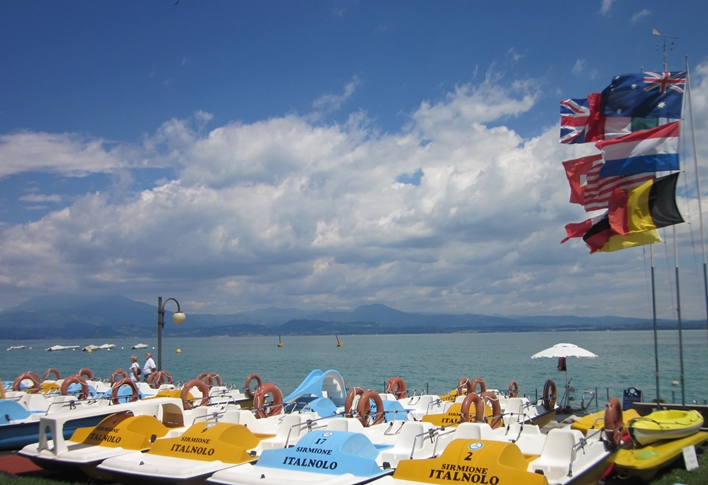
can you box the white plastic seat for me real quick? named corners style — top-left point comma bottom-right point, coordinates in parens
top-left (528, 428), bottom-right (583, 481)
top-left (452, 422), bottom-right (496, 440)
top-left (377, 422), bottom-right (435, 468)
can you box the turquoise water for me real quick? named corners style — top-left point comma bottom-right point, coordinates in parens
top-left (2, 330), bottom-right (707, 405)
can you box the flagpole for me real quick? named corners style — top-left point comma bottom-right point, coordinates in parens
top-left (650, 245), bottom-right (662, 407)
top-left (685, 56), bottom-right (708, 342)
top-left (673, 225), bottom-right (686, 406)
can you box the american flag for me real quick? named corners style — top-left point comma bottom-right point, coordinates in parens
top-left (562, 154), bottom-right (654, 212)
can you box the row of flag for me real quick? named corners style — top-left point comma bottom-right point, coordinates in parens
top-left (559, 71), bottom-right (686, 253)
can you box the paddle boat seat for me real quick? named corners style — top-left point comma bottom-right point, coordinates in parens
top-left (256, 413), bottom-right (313, 452)
top-left (528, 428), bottom-right (584, 482)
top-left (377, 421), bottom-right (437, 468)
top-left (326, 417), bottom-right (366, 432)
top-left (452, 422), bottom-right (496, 440)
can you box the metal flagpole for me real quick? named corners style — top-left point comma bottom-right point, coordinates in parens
top-left (651, 245), bottom-right (661, 407)
top-left (673, 225), bottom-right (686, 406)
top-left (685, 57), bottom-right (708, 342)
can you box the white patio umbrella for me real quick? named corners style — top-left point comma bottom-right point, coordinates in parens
top-left (530, 343), bottom-right (598, 360)
top-left (531, 343), bottom-right (598, 411)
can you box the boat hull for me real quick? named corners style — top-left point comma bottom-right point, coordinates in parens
top-left (0, 415), bottom-right (106, 452)
top-left (628, 409), bottom-right (704, 446)
top-left (613, 431), bottom-right (708, 481)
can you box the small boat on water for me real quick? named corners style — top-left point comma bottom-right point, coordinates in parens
top-left (83, 345), bottom-right (100, 352)
top-left (336, 334), bottom-right (343, 347)
top-left (99, 343), bottom-right (116, 350)
top-left (6, 345), bottom-right (25, 351)
top-left (277, 335), bottom-right (283, 347)
top-left (131, 343), bottom-right (148, 349)
top-left (627, 408), bottom-right (704, 446)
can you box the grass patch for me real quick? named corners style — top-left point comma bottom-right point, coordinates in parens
top-left (647, 444), bottom-right (708, 485)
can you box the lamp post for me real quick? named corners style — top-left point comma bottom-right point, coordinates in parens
top-left (157, 296), bottom-right (186, 371)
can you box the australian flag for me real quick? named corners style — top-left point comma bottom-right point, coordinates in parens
top-left (560, 97), bottom-right (593, 144)
top-left (601, 71), bottom-right (686, 119)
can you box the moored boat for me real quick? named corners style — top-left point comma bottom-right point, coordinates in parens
top-left (6, 345), bottom-right (26, 351)
top-left (132, 343), bottom-right (148, 349)
top-left (612, 430), bottom-right (708, 481)
top-left (627, 408), bottom-right (704, 446)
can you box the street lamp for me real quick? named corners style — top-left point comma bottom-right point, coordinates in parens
top-left (157, 296), bottom-right (186, 371)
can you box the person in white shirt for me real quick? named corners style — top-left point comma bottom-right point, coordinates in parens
top-left (130, 355), bottom-right (140, 382)
top-left (143, 352), bottom-right (156, 382)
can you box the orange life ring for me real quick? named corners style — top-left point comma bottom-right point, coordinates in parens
top-left (78, 368), bottom-right (94, 380)
top-left (197, 372), bottom-right (209, 381)
top-left (457, 377), bottom-right (472, 396)
top-left (148, 370), bottom-right (173, 388)
top-left (253, 383), bottom-right (284, 418)
top-left (344, 387), bottom-right (365, 417)
top-left (482, 391), bottom-right (502, 429)
top-left (356, 390), bottom-right (385, 427)
top-left (508, 380), bottom-right (519, 398)
top-left (110, 369), bottom-right (128, 385)
top-left (181, 379), bottom-right (210, 409)
top-left (542, 379), bottom-right (557, 411)
top-left (204, 372), bottom-right (222, 387)
top-left (604, 397), bottom-right (624, 448)
top-left (12, 372), bottom-right (41, 393)
top-left (460, 393), bottom-right (485, 423)
top-left (386, 377), bottom-right (407, 400)
top-left (471, 377), bottom-right (487, 394)
top-left (61, 375), bottom-right (89, 400)
top-left (43, 368), bottom-right (61, 381)
top-left (245, 373), bottom-right (262, 398)
top-left (111, 378), bottom-right (139, 405)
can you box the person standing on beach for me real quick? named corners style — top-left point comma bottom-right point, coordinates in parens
top-left (130, 355), bottom-right (140, 382)
top-left (143, 352), bottom-right (156, 383)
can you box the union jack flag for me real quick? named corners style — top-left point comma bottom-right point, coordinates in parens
top-left (643, 71), bottom-right (686, 94)
top-left (560, 97), bottom-right (591, 144)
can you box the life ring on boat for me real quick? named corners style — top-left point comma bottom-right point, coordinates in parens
top-left (110, 369), bottom-right (128, 385)
top-left (482, 391), bottom-right (502, 429)
top-left (385, 377), bottom-right (407, 400)
top-left (457, 377), bottom-right (472, 396)
top-left (111, 378), bottom-right (139, 405)
top-left (344, 387), bottom-right (365, 417)
top-left (508, 380), bottom-right (519, 398)
top-left (245, 373), bottom-right (262, 398)
top-left (253, 383), bottom-right (284, 419)
top-left (604, 397), bottom-right (624, 448)
top-left (460, 393), bottom-right (485, 423)
top-left (0, 384), bottom-right (4, 400)
top-left (148, 371), bottom-right (173, 388)
top-left (78, 368), bottom-right (94, 381)
top-left (197, 372), bottom-right (209, 381)
top-left (12, 371), bottom-right (41, 393)
top-left (356, 390), bottom-right (385, 427)
top-left (542, 379), bottom-right (557, 411)
top-left (61, 375), bottom-right (89, 400)
top-left (471, 377), bottom-right (487, 394)
top-left (43, 368), bottom-right (61, 381)
top-left (203, 372), bottom-right (222, 388)
top-left (181, 379), bottom-right (210, 410)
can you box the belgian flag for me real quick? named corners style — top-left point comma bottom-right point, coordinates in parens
top-left (609, 172), bottom-right (684, 235)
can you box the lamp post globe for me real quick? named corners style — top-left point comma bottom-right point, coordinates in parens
top-left (157, 297), bottom-right (186, 371)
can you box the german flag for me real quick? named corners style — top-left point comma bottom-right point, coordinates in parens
top-left (609, 172), bottom-right (684, 235)
top-left (583, 214), bottom-right (660, 253)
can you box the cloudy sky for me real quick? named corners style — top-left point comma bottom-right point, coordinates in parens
top-left (1, 1), bottom-right (708, 320)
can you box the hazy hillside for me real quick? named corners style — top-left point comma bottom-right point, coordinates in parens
top-left (0, 294), bottom-right (697, 340)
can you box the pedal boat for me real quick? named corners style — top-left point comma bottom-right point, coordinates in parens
top-left (613, 430), bottom-right (708, 481)
top-left (207, 429), bottom-right (394, 485)
top-left (626, 408), bottom-right (704, 446)
top-left (96, 411), bottom-right (318, 484)
top-left (18, 396), bottom-right (233, 478)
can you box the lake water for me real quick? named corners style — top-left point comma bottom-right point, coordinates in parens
top-left (2, 330), bottom-right (707, 406)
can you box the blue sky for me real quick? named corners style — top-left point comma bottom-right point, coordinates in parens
top-left (2, 0), bottom-right (708, 320)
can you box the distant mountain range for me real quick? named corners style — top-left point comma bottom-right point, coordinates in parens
top-left (0, 295), bottom-right (703, 340)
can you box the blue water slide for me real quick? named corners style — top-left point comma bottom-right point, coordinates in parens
top-left (282, 369), bottom-right (347, 407)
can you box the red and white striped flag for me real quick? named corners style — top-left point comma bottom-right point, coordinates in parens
top-left (562, 154), bottom-right (654, 212)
